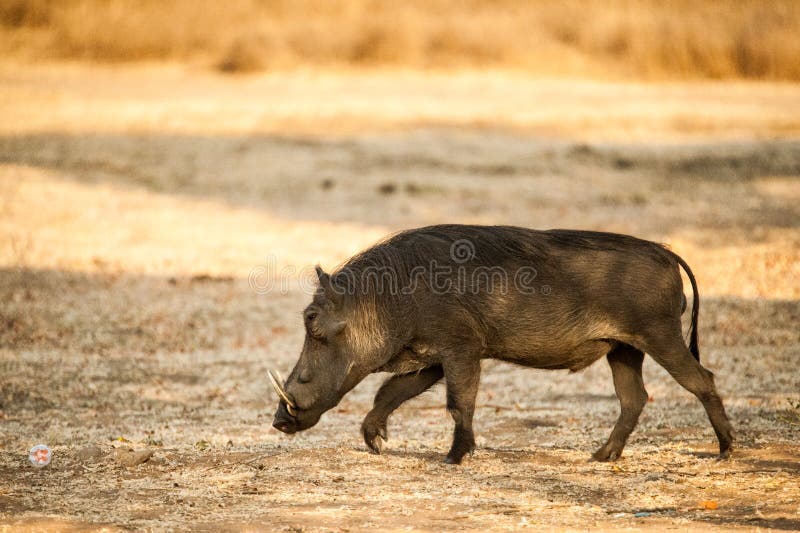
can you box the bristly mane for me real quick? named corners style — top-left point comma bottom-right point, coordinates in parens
top-left (331, 225), bottom-right (675, 304)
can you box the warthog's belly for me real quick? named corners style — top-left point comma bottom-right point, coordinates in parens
top-left (377, 336), bottom-right (616, 374)
top-left (491, 338), bottom-right (617, 372)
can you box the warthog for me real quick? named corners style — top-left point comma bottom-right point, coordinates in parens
top-left (271, 225), bottom-right (733, 464)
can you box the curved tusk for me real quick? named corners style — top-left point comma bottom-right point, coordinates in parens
top-left (268, 369), bottom-right (297, 414)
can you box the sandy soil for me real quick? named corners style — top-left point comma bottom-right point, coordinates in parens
top-left (1, 64), bottom-right (799, 531)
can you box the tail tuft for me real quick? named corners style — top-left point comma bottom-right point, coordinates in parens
top-left (688, 322), bottom-right (700, 361)
top-left (671, 251), bottom-right (700, 361)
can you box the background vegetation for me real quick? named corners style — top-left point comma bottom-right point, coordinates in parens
top-left (1, 0), bottom-right (799, 79)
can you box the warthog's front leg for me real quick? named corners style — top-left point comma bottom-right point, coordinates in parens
top-left (362, 365), bottom-right (444, 453)
top-left (443, 356), bottom-right (481, 464)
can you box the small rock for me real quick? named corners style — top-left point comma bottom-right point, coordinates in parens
top-left (634, 512), bottom-right (651, 518)
top-left (76, 445), bottom-right (105, 462)
top-left (113, 448), bottom-right (154, 467)
top-left (377, 182), bottom-right (397, 195)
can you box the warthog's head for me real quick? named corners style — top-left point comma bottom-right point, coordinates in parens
top-left (271, 266), bottom-right (374, 434)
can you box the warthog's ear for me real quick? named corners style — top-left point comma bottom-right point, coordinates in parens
top-left (315, 265), bottom-right (329, 285)
top-left (315, 265), bottom-right (333, 294)
top-left (315, 265), bottom-right (342, 299)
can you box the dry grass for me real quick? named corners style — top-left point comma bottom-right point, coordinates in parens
top-left (2, 0), bottom-right (800, 79)
top-left (1, 65), bottom-right (799, 530)
top-left (3, 64), bottom-right (800, 141)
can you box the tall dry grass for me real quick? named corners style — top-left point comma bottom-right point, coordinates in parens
top-left (1, 0), bottom-right (799, 79)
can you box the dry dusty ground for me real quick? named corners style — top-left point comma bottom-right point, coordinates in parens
top-left (1, 64), bottom-right (799, 531)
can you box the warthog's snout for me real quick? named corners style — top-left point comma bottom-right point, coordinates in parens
top-left (269, 369), bottom-right (300, 433)
top-left (272, 401), bottom-right (298, 434)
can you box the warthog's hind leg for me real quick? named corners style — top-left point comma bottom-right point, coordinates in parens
top-left (592, 343), bottom-right (648, 461)
top-left (361, 365), bottom-right (444, 453)
top-left (640, 325), bottom-right (734, 459)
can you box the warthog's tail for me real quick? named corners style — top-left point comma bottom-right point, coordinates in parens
top-left (669, 251), bottom-right (700, 361)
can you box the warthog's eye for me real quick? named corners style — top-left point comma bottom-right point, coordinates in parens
top-left (305, 311), bottom-right (327, 340)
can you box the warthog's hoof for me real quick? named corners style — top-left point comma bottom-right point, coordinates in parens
top-left (591, 445), bottom-right (623, 462)
top-left (361, 417), bottom-right (388, 454)
top-left (716, 448), bottom-right (732, 461)
top-left (444, 439), bottom-right (475, 465)
top-left (444, 450), bottom-right (475, 465)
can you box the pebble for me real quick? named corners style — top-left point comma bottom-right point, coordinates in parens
top-left (113, 448), bottom-right (154, 467)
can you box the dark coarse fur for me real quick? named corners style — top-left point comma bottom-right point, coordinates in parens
top-left (272, 225), bottom-right (733, 465)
